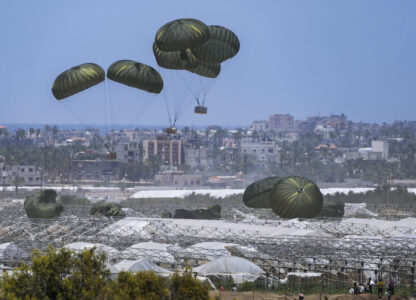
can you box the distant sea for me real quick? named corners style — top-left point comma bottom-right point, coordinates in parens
top-left (3, 123), bottom-right (241, 134)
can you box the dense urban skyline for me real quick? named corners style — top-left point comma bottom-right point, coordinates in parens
top-left (0, 1), bottom-right (415, 127)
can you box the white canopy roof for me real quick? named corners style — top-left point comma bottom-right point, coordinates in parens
top-left (194, 256), bottom-right (265, 277)
top-left (63, 242), bottom-right (119, 259)
top-left (113, 257), bottom-right (172, 275)
top-left (121, 241), bottom-right (179, 264)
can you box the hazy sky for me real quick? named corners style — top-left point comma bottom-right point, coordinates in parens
top-left (0, 1), bottom-right (415, 127)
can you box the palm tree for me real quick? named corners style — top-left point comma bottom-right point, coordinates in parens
top-left (35, 129), bottom-right (41, 142)
top-left (15, 128), bottom-right (26, 142)
top-left (51, 125), bottom-right (59, 145)
top-left (29, 128), bottom-right (35, 139)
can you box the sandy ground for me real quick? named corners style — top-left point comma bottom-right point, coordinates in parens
top-left (208, 292), bottom-right (411, 300)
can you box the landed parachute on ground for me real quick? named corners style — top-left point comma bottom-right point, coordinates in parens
top-left (90, 202), bottom-right (125, 218)
top-left (243, 176), bottom-right (281, 209)
top-left (52, 63), bottom-right (105, 100)
top-left (24, 189), bottom-right (64, 219)
top-left (269, 176), bottom-right (323, 219)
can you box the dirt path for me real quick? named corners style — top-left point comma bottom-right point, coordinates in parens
top-left (208, 292), bottom-right (410, 300)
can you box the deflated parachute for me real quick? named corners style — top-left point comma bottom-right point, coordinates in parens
top-left (24, 189), bottom-right (64, 219)
top-left (155, 18), bottom-right (210, 51)
top-left (269, 176), bottom-right (323, 219)
top-left (243, 177), bottom-right (281, 209)
top-left (190, 25), bottom-right (240, 64)
top-left (52, 63), bottom-right (105, 100)
top-left (90, 202), bottom-right (126, 218)
top-left (107, 60), bottom-right (163, 94)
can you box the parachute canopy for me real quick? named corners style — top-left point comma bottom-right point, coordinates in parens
top-left (24, 189), bottom-right (64, 219)
top-left (191, 25), bottom-right (240, 64)
top-left (155, 18), bottom-right (210, 51)
top-left (153, 42), bottom-right (198, 70)
top-left (269, 177), bottom-right (323, 219)
top-left (52, 63), bottom-right (105, 100)
top-left (187, 62), bottom-right (221, 78)
top-left (243, 177), bottom-right (281, 209)
top-left (107, 60), bottom-right (163, 94)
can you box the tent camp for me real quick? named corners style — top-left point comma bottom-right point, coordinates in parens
top-left (121, 241), bottom-right (179, 264)
top-left (0, 243), bottom-right (26, 261)
top-left (63, 242), bottom-right (119, 260)
top-left (113, 257), bottom-right (172, 276)
top-left (194, 256), bottom-right (265, 283)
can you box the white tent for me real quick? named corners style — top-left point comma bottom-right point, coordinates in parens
top-left (0, 243), bottom-right (26, 261)
top-left (63, 242), bottom-right (119, 260)
top-left (113, 257), bottom-right (172, 276)
top-left (194, 256), bottom-right (265, 283)
top-left (121, 241), bottom-right (179, 264)
top-left (180, 241), bottom-right (261, 261)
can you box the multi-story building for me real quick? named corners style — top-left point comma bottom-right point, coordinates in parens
top-left (1, 164), bottom-right (42, 186)
top-left (142, 136), bottom-right (186, 167)
top-left (240, 140), bottom-right (280, 163)
top-left (0, 125), bottom-right (7, 135)
top-left (269, 114), bottom-right (294, 131)
top-left (250, 120), bottom-right (269, 132)
top-left (326, 114), bottom-right (348, 129)
top-left (155, 170), bottom-right (202, 186)
top-left (71, 160), bottom-right (121, 181)
top-left (115, 142), bottom-right (141, 163)
top-left (184, 147), bottom-right (213, 169)
top-left (371, 140), bottom-right (389, 160)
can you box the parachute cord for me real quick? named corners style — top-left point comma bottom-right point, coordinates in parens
top-left (163, 90), bottom-right (173, 126)
top-left (104, 80), bottom-right (111, 133)
top-left (196, 97), bottom-right (200, 106)
top-left (202, 92), bottom-right (207, 106)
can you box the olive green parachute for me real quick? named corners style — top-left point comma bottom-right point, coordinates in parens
top-left (155, 18), bottom-right (210, 51)
top-left (317, 201), bottom-right (344, 218)
top-left (153, 42), bottom-right (198, 70)
top-left (90, 202), bottom-right (126, 218)
top-left (269, 176), bottom-right (323, 219)
top-left (190, 25), bottom-right (240, 64)
top-left (24, 189), bottom-right (64, 219)
top-left (187, 62), bottom-right (221, 78)
top-left (243, 177), bottom-right (281, 209)
top-left (52, 63), bottom-right (105, 100)
top-left (107, 60), bottom-right (163, 94)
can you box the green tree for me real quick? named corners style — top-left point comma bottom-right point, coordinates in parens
top-left (109, 271), bottom-right (169, 300)
top-left (2, 246), bottom-right (110, 300)
top-left (29, 127), bottom-right (35, 139)
top-left (170, 267), bottom-right (209, 300)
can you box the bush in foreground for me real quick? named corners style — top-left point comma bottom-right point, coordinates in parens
top-left (1, 246), bottom-right (209, 300)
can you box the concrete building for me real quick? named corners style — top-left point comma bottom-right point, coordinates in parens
top-left (155, 170), bottom-right (202, 186)
top-left (142, 136), bottom-right (186, 167)
top-left (250, 120), bottom-right (269, 132)
top-left (1, 164), bottom-right (41, 186)
top-left (71, 160), bottom-right (121, 181)
top-left (371, 140), bottom-right (389, 160)
top-left (269, 114), bottom-right (294, 131)
top-left (0, 125), bottom-right (7, 135)
top-left (184, 147), bottom-right (213, 169)
top-left (326, 114), bottom-right (348, 129)
top-left (115, 142), bottom-right (141, 163)
top-left (240, 140), bottom-right (280, 163)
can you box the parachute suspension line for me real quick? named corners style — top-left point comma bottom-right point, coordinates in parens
top-left (162, 88), bottom-right (173, 127)
top-left (104, 80), bottom-right (112, 132)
